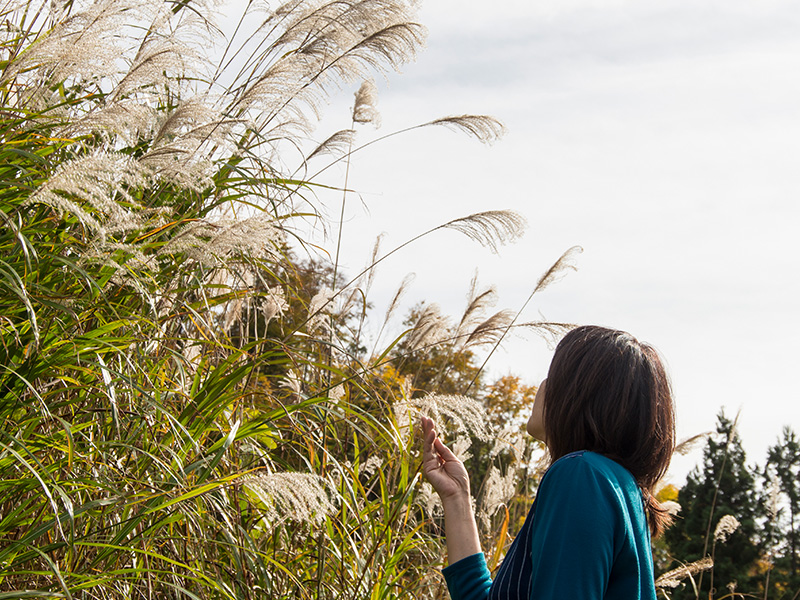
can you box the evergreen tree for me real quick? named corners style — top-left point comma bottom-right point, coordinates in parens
top-left (663, 411), bottom-right (762, 599)
top-left (763, 426), bottom-right (800, 599)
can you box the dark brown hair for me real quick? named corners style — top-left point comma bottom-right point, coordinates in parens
top-left (543, 325), bottom-right (675, 536)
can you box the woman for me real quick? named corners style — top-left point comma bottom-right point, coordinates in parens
top-left (421, 325), bottom-right (675, 600)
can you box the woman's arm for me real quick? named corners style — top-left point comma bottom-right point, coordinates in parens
top-left (420, 416), bottom-right (482, 564)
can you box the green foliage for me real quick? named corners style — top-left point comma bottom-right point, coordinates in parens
top-left (0, 0), bottom-right (543, 597)
top-left (762, 427), bottom-right (800, 598)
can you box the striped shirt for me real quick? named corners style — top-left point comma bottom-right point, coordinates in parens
top-left (442, 451), bottom-right (657, 600)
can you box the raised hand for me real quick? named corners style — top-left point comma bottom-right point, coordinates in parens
top-left (420, 415), bottom-right (471, 502)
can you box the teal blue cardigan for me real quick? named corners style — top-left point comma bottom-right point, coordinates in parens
top-left (442, 451), bottom-right (657, 600)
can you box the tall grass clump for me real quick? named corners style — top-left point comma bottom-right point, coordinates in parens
top-left (0, 0), bottom-right (564, 597)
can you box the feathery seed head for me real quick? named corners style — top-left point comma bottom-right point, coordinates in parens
top-left (328, 383), bottom-right (345, 403)
top-left (405, 303), bottom-right (449, 351)
top-left (451, 436), bottom-right (472, 463)
top-left (362, 456), bottom-right (383, 477)
top-left (159, 214), bottom-right (283, 265)
top-left (714, 515), bottom-right (740, 542)
top-left (453, 278), bottom-right (496, 338)
top-left (416, 481), bottom-right (443, 519)
top-left (464, 310), bottom-right (516, 349)
top-left (443, 210), bottom-right (527, 254)
top-left (400, 393), bottom-right (492, 443)
top-left (673, 432), bottom-right (712, 456)
top-left (305, 129), bottom-right (357, 163)
top-left (243, 472), bottom-right (337, 526)
top-left (482, 466), bottom-right (516, 516)
top-left (260, 287), bottom-right (289, 325)
top-left (229, 0), bottom-right (424, 138)
top-left (24, 150), bottom-right (154, 240)
top-left (352, 80), bottom-right (380, 126)
top-left (427, 115), bottom-right (506, 144)
top-left (661, 501), bottom-right (681, 517)
top-left (767, 473), bottom-right (780, 520)
top-left (519, 321), bottom-right (576, 349)
top-left (655, 558), bottom-right (714, 590)
top-left (533, 245), bottom-right (583, 293)
top-left (384, 273), bottom-right (415, 323)
top-left (714, 514), bottom-right (741, 543)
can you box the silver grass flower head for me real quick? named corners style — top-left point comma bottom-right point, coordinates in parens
top-left (59, 102), bottom-right (158, 147)
top-left (481, 466), bottom-right (517, 520)
top-left (461, 278), bottom-right (498, 322)
top-left (489, 424), bottom-right (529, 461)
top-left (223, 298), bottom-right (245, 332)
top-left (533, 245), bottom-right (583, 294)
top-left (142, 101), bottom-right (238, 190)
top-left (307, 289), bottom-right (335, 334)
top-left (404, 393), bottom-right (492, 443)
top-left (443, 210), bottom-right (527, 254)
top-left (159, 214), bottom-right (283, 266)
top-left (427, 115), bottom-right (506, 145)
top-left (243, 472), bottom-right (337, 526)
top-left (305, 129), bottom-right (357, 163)
top-left (2, 0), bottom-right (149, 87)
top-left (260, 287), bottom-right (289, 325)
top-left (81, 242), bottom-right (161, 290)
top-left (352, 80), bottom-right (381, 127)
top-left (281, 370), bottom-right (303, 396)
top-left (24, 150), bottom-right (154, 240)
top-left (309, 289), bottom-right (335, 316)
top-left (451, 436), bottom-right (472, 464)
top-left (384, 273), bottom-right (416, 323)
top-left (767, 473), bottom-right (780, 520)
top-left (661, 501), bottom-right (681, 517)
top-left (416, 481), bottom-right (443, 519)
top-left (451, 278), bottom-right (497, 345)
top-left (362, 456), bottom-right (383, 477)
top-left (655, 557), bottom-right (714, 590)
top-left (673, 432), bottom-right (712, 456)
top-left (150, 99), bottom-right (226, 149)
top-left (405, 303), bottom-right (449, 351)
top-left (464, 310), bottom-right (516, 349)
top-left (714, 514), bottom-right (741, 543)
top-left (341, 235), bottom-right (384, 315)
top-left (228, 0), bottom-right (424, 137)
top-left (363, 234), bottom-right (384, 296)
top-left (328, 384), bottom-right (345, 403)
top-left (392, 396), bottom-right (412, 442)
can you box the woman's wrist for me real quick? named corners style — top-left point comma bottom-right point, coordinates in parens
top-left (441, 492), bottom-right (482, 564)
top-left (440, 490), bottom-right (472, 513)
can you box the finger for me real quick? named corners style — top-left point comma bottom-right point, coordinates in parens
top-left (420, 416), bottom-right (435, 438)
top-left (421, 418), bottom-right (437, 448)
top-left (421, 423), bottom-right (437, 457)
top-left (423, 432), bottom-right (440, 466)
top-left (433, 437), bottom-right (460, 462)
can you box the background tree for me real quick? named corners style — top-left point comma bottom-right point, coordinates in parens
top-left (663, 411), bottom-right (763, 599)
top-left (762, 426), bottom-right (800, 599)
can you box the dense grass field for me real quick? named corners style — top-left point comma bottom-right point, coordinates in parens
top-left (2, 1), bottom-right (798, 598)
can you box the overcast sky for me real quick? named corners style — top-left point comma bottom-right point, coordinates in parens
top-left (301, 0), bottom-right (800, 483)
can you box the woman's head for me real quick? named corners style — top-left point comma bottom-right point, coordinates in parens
top-left (538, 325), bottom-right (675, 532)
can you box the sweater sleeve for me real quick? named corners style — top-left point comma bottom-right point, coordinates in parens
top-left (442, 552), bottom-right (493, 600)
top-left (528, 455), bottom-right (621, 600)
